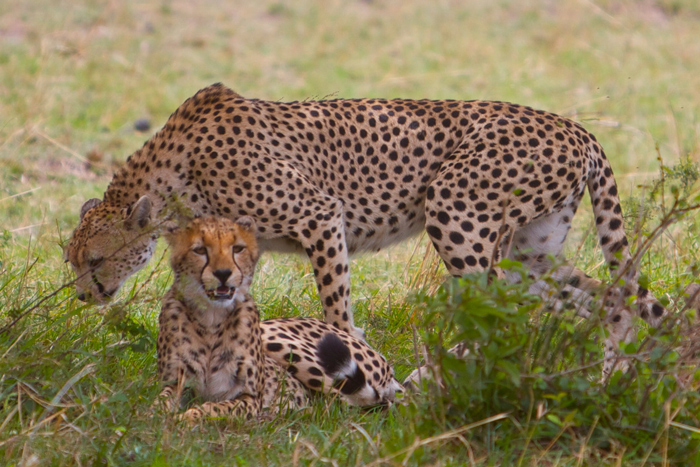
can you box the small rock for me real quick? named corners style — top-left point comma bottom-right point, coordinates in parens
top-left (86, 148), bottom-right (103, 163)
top-left (134, 118), bottom-right (151, 132)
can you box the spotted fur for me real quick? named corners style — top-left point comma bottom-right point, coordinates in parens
top-left (261, 318), bottom-right (402, 407)
top-left (156, 216), bottom-right (402, 422)
top-left (66, 83), bottom-right (665, 366)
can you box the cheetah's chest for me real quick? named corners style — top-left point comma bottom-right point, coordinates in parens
top-left (183, 334), bottom-right (247, 401)
top-left (173, 310), bottom-right (256, 402)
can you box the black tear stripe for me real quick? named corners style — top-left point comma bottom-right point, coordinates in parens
top-left (199, 250), bottom-right (209, 284)
top-left (92, 274), bottom-right (105, 294)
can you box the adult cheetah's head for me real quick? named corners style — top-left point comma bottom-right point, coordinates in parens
top-left (165, 216), bottom-right (259, 310)
top-left (64, 196), bottom-right (157, 304)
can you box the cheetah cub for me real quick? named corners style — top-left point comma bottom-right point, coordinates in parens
top-left (156, 216), bottom-right (402, 422)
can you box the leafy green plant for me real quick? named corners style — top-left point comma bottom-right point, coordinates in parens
top-left (411, 260), bottom-right (700, 463)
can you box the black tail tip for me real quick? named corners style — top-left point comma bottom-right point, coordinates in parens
top-left (317, 332), bottom-right (352, 375)
top-left (317, 333), bottom-right (368, 396)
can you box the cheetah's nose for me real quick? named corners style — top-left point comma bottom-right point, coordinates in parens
top-left (213, 269), bottom-right (232, 285)
top-left (77, 293), bottom-right (87, 302)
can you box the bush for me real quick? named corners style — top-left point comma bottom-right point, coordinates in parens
top-left (411, 266), bottom-right (700, 462)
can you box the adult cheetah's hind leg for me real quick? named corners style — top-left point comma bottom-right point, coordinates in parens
top-left (506, 204), bottom-right (604, 314)
top-left (509, 203), bottom-right (638, 376)
top-left (423, 161), bottom-right (526, 280)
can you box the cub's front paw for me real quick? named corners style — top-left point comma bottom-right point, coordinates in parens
top-left (177, 407), bottom-right (204, 424)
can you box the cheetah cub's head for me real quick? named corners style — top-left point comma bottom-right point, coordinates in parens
top-left (65, 196), bottom-right (157, 304)
top-left (165, 216), bottom-right (259, 310)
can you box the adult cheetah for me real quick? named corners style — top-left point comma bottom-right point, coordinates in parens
top-left (65, 83), bottom-right (665, 357)
top-left (157, 216), bottom-right (402, 422)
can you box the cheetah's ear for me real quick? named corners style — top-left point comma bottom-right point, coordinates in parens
top-left (125, 196), bottom-right (152, 230)
top-left (80, 198), bottom-right (102, 221)
top-left (235, 216), bottom-right (256, 232)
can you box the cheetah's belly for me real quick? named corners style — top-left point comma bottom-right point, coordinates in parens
top-left (257, 211), bottom-right (427, 256)
top-left (344, 205), bottom-right (427, 254)
top-left (258, 237), bottom-right (306, 255)
top-left (184, 326), bottom-right (249, 402)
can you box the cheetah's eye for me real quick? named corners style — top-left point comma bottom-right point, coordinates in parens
top-left (232, 245), bottom-right (245, 254)
top-left (193, 246), bottom-right (207, 255)
top-left (88, 257), bottom-right (104, 269)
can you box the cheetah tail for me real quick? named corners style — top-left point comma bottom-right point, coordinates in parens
top-left (316, 333), bottom-right (375, 404)
top-left (586, 144), bottom-right (635, 283)
top-left (586, 143), bottom-right (667, 325)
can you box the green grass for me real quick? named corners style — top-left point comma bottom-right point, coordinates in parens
top-left (2, 0), bottom-right (700, 464)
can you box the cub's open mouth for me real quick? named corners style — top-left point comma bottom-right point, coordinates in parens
top-left (207, 286), bottom-right (235, 300)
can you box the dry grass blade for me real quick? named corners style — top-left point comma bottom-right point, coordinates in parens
top-left (33, 363), bottom-right (96, 432)
top-left (575, 416), bottom-right (599, 467)
top-left (293, 439), bottom-right (321, 467)
top-left (0, 407), bottom-right (19, 437)
top-left (1, 328), bottom-right (29, 361)
top-left (640, 402), bottom-right (684, 466)
top-left (668, 420), bottom-right (700, 434)
top-left (0, 409), bottom-right (68, 449)
top-left (32, 128), bottom-right (88, 164)
top-left (364, 413), bottom-right (509, 467)
top-left (10, 223), bottom-right (48, 233)
top-left (405, 235), bottom-right (443, 294)
top-left (0, 188), bottom-right (42, 204)
top-left (350, 422), bottom-right (379, 457)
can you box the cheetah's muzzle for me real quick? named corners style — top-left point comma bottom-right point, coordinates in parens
top-left (207, 286), bottom-right (235, 300)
